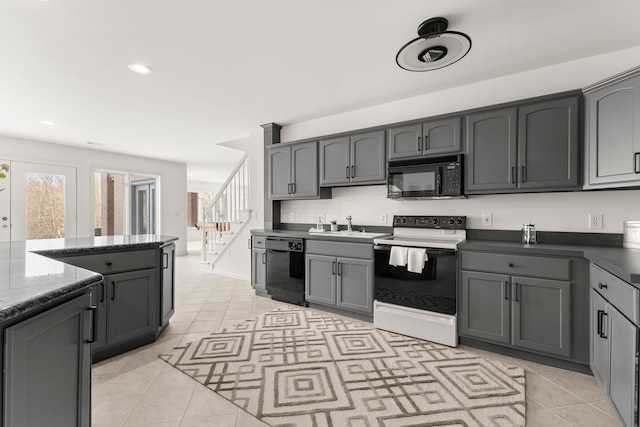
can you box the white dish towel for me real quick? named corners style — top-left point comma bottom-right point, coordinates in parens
top-left (407, 248), bottom-right (428, 273)
top-left (389, 246), bottom-right (408, 266)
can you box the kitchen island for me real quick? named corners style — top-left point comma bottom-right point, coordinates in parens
top-left (0, 235), bottom-right (177, 426)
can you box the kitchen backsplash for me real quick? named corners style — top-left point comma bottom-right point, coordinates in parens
top-left (281, 185), bottom-right (640, 234)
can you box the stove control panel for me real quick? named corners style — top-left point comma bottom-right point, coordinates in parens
top-left (393, 215), bottom-right (466, 230)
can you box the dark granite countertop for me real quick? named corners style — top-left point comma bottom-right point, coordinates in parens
top-left (0, 235), bottom-right (178, 323)
top-left (460, 240), bottom-right (640, 286)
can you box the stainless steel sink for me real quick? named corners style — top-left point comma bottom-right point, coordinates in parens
top-left (321, 231), bottom-right (389, 239)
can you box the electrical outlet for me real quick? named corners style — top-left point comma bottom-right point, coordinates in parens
top-left (589, 213), bottom-right (603, 229)
top-left (295, 212), bottom-right (300, 221)
top-left (380, 214), bottom-right (387, 224)
top-left (482, 213), bottom-right (493, 227)
top-left (290, 212), bottom-right (295, 221)
top-left (311, 213), bottom-right (317, 222)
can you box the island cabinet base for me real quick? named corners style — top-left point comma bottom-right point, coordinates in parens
top-left (3, 290), bottom-right (92, 427)
top-left (48, 244), bottom-right (176, 363)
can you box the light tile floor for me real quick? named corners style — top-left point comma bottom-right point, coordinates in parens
top-left (92, 254), bottom-right (622, 426)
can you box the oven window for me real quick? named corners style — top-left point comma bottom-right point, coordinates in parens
top-left (374, 249), bottom-right (457, 315)
top-left (389, 169), bottom-right (436, 193)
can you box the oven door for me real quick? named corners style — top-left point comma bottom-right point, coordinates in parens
top-left (374, 245), bottom-right (457, 315)
top-left (387, 163), bottom-right (441, 198)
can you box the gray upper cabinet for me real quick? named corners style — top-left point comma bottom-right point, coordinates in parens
top-left (466, 94), bottom-right (580, 194)
top-left (267, 145), bottom-right (292, 199)
top-left (268, 141), bottom-right (323, 199)
top-left (466, 108), bottom-right (518, 193)
top-left (319, 130), bottom-right (385, 186)
top-left (4, 292), bottom-right (92, 427)
top-left (586, 71), bottom-right (640, 187)
top-left (319, 136), bottom-right (350, 185)
top-left (387, 117), bottom-right (461, 160)
top-left (517, 96), bottom-right (580, 190)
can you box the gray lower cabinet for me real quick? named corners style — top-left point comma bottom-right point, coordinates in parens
top-left (585, 69), bottom-right (640, 187)
top-left (50, 248), bottom-right (161, 361)
top-left (590, 264), bottom-right (639, 427)
top-left (387, 117), bottom-right (461, 160)
top-left (459, 271), bottom-right (571, 357)
top-left (106, 269), bottom-right (156, 346)
top-left (466, 93), bottom-right (580, 194)
top-left (319, 130), bottom-right (385, 186)
top-left (268, 141), bottom-right (326, 199)
top-left (251, 235), bottom-right (267, 292)
top-left (4, 292), bottom-right (92, 426)
top-left (460, 251), bottom-right (574, 359)
top-left (160, 242), bottom-right (176, 329)
top-left (305, 241), bottom-right (374, 315)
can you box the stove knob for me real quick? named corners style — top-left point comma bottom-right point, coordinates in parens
top-left (448, 218), bottom-right (455, 225)
top-left (456, 218), bottom-right (464, 226)
top-left (401, 217), bottom-right (406, 224)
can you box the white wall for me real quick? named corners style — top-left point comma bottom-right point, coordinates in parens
top-left (210, 132), bottom-right (264, 280)
top-left (277, 46), bottom-right (640, 236)
top-left (0, 135), bottom-right (189, 254)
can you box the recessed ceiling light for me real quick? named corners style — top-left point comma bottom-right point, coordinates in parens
top-left (41, 120), bottom-right (56, 126)
top-left (128, 63), bottom-right (153, 75)
top-left (87, 141), bottom-right (104, 146)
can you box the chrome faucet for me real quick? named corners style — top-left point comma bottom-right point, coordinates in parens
top-left (346, 215), bottom-right (353, 232)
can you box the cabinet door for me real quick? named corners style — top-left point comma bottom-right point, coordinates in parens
top-left (160, 243), bottom-right (175, 329)
top-left (387, 124), bottom-right (422, 160)
top-left (267, 145), bottom-right (292, 199)
top-left (608, 303), bottom-right (638, 427)
top-left (588, 73), bottom-right (640, 185)
top-left (459, 270), bottom-right (510, 344)
top-left (305, 254), bottom-right (336, 306)
top-left (5, 293), bottom-right (91, 427)
top-left (106, 269), bottom-right (157, 346)
top-left (465, 108), bottom-right (518, 193)
top-left (252, 248), bottom-right (267, 291)
top-left (350, 130), bottom-right (386, 184)
top-left (336, 257), bottom-right (373, 314)
top-left (518, 96), bottom-right (580, 189)
top-left (319, 136), bottom-right (350, 186)
top-left (512, 276), bottom-right (571, 358)
top-left (91, 282), bottom-right (108, 352)
top-left (291, 141), bottom-right (319, 198)
top-left (590, 290), bottom-right (609, 390)
top-left (423, 117), bottom-right (461, 156)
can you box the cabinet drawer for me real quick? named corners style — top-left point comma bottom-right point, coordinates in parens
top-left (591, 264), bottom-right (639, 324)
top-left (306, 240), bottom-right (372, 259)
top-left (252, 236), bottom-right (266, 249)
top-left (58, 250), bottom-right (156, 274)
top-left (461, 251), bottom-right (571, 280)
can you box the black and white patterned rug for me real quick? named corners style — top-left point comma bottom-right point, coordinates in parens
top-left (159, 307), bottom-right (526, 426)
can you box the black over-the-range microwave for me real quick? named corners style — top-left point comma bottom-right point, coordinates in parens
top-left (387, 154), bottom-right (465, 200)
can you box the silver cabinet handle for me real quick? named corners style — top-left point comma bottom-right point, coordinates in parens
top-left (261, 253), bottom-right (266, 264)
top-left (351, 165), bottom-right (355, 179)
top-left (417, 136), bottom-right (421, 152)
top-left (504, 281), bottom-right (509, 300)
top-left (346, 166), bottom-right (349, 179)
top-left (332, 261), bottom-right (336, 275)
top-left (635, 152), bottom-right (640, 173)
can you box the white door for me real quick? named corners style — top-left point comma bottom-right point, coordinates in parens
top-left (0, 160), bottom-right (10, 241)
top-left (8, 161), bottom-right (77, 241)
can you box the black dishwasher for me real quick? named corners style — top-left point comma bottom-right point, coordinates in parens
top-left (265, 237), bottom-right (306, 306)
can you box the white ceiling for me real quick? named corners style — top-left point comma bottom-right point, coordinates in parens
top-left (2, 0), bottom-right (640, 184)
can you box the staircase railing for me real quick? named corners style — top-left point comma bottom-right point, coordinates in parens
top-left (200, 152), bottom-right (251, 265)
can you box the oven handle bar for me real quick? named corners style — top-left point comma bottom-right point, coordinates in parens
top-left (374, 245), bottom-right (456, 255)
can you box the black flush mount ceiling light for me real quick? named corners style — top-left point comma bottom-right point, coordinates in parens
top-left (396, 17), bottom-right (472, 72)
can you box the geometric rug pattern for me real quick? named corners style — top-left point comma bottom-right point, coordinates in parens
top-left (159, 307), bottom-right (526, 426)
